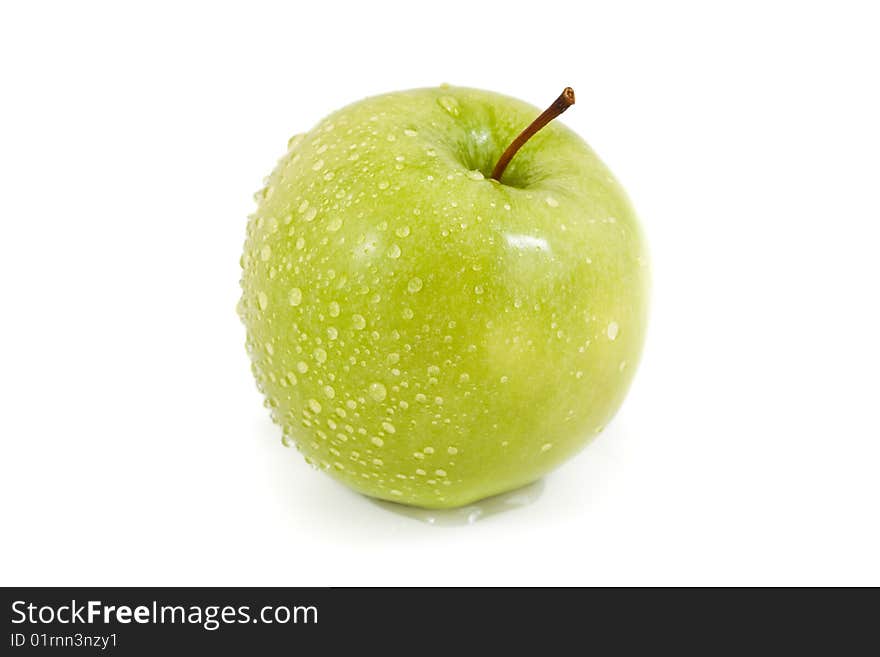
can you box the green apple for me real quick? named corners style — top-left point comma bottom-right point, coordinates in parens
top-left (238, 85), bottom-right (649, 509)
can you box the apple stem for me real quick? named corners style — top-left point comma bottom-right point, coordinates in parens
top-left (490, 87), bottom-right (576, 182)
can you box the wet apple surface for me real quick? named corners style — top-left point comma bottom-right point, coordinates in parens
top-left (239, 86), bottom-right (649, 508)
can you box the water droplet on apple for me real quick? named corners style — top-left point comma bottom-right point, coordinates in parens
top-left (257, 291), bottom-right (268, 310)
top-left (607, 321), bottom-right (619, 340)
top-left (395, 226), bottom-right (410, 238)
top-left (407, 277), bottom-right (423, 293)
top-left (371, 436), bottom-right (385, 447)
top-left (437, 95), bottom-right (460, 116)
top-left (308, 399), bottom-right (322, 414)
top-left (368, 382), bottom-right (387, 401)
top-left (328, 301), bottom-right (341, 317)
top-left (327, 217), bottom-right (343, 232)
top-left (297, 361), bottom-right (309, 373)
top-left (352, 314), bottom-right (366, 330)
top-left (327, 327), bottom-right (338, 340)
top-left (545, 196), bottom-right (559, 207)
top-left (467, 170), bottom-right (484, 181)
top-left (287, 134), bottom-right (304, 150)
top-left (541, 443), bottom-right (553, 452)
top-left (386, 244), bottom-right (401, 259)
top-left (381, 421), bottom-right (396, 434)
top-left (314, 348), bottom-right (327, 364)
top-left (303, 206), bottom-right (318, 222)
top-left (311, 159), bottom-right (324, 171)
top-left (288, 287), bottom-right (303, 306)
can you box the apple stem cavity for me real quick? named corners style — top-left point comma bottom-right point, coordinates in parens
top-left (490, 87), bottom-right (576, 183)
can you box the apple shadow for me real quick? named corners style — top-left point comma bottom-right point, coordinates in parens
top-left (366, 478), bottom-right (546, 527)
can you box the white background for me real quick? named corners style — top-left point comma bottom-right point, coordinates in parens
top-left (1, 1), bottom-right (878, 586)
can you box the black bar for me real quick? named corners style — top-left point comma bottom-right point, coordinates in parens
top-left (2, 587), bottom-right (876, 653)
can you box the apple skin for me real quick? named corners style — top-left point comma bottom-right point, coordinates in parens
top-left (238, 86), bottom-right (649, 509)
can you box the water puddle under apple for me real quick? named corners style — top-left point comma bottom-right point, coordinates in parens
top-left (369, 478), bottom-right (545, 526)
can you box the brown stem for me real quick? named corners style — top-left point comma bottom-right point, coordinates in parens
top-left (490, 87), bottom-right (576, 182)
